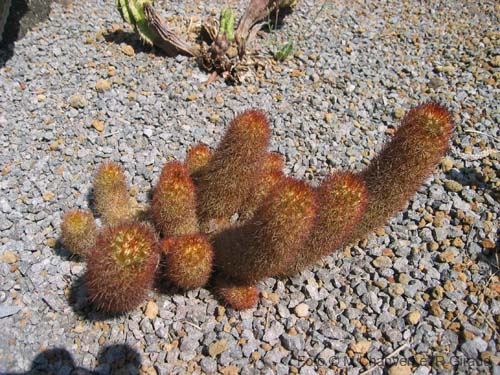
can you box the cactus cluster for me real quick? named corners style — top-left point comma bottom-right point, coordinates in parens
top-left (61, 103), bottom-right (453, 312)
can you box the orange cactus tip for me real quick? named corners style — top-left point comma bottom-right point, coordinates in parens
top-left (228, 109), bottom-right (270, 140)
top-left (186, 144), bottom-right (212, 174)
top-left (159, 160), bottom-right (191, 182)
top-left (94, 162), bottom-right (127, 190)
top-left (215, 277), bottom-right (259, 310)
top-left (403, 102), bottom-right (453, 131)
top-left (161, 234), bottom-right (213, 290)
top-left (60, 209), bottom-right (97, 257)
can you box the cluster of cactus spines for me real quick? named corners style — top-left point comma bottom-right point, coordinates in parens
top-left (60, 210), bottom-right (97, 258)
top-left (161, 234), bottom-right (214, 290)
top-left (349, 102), bottom-right (454, 242)
top-left (214, 276), bottom-right (259, 311)
top-left (193, 109), bottom-right (271, 226)
top-left (214, 177), bottom-right (317, 284)
top-left (85, 222), bottom-right (159, 313)
top-left (284, 172), bottom-right (368, 276)
top-left (185, 144), bottom-right (213, 176)
top-left (151, 161), bottom-right (198, 237)
top-left (93, 162), bottom-right (132, 225)
top-left (61, 103), bottom-right (454, 312)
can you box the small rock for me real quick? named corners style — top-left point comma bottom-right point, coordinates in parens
top-left (444, 180), bottom-right (462, 192)
top-left (91, 119), bottom-right (105, 132)
top-left (441, 157), bottom-right (453, 172)
top-left (121, 44), bottom-right (135, 56)
top-left (438, 250), bottom-right (455, 263)
top-left (186, 94), bottom-right (198, 101)
top-left (388, 283), bottom-right (405, 297)
top-left (69, 94), bottom-right (87, 108)
top-left (0, 305), bottom-right (20, 319)
top-left (350, 340), bottom-right (371, 354)
top-left (372, 255), bottom-right (392, 268)
top-left (407, 310), bottom-right (421, 325)
top-left (1, 251), bottom-right (17, 264)
top-left (491, 55), bottom-right (500, 67)
top-left (388, 364), bottom-right (413, 375)
top-left (294, 303), bottom-right (309, 318)
top-left (208, 339), bottom-right (228, 357)
top-left (95, 79), bottom-right (111, 92)
top-left (145, 301), bottom-right (158, 319)
top-left (429, 300), bottom-right (442, 316)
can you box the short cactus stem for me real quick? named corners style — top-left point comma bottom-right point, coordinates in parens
top-left (186, 144), bottom-right (212, 176)
top-left (60, 209), bottom-right (97, 257)
top-left (85, 222), bottom-right (159, 313)
top-left (152, 161), bottom-right (198, 237)
top-left (194, 109), bottom-right (270, 225)
top-left (214, 275), bottom-right (259, 310)
top-left (93, 162), bottom-right (132, 225)
top-left (161, 234), bottom-right (214, 290)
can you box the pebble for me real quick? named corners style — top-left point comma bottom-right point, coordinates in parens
top-left (144, 301), bottom-right (158, 319)
top-left (1, 251), bottom-right (17, 264)
top-left (406, 311), bottom-right (421, 325)
top-left (95, 79), bottom-right (111, 92)
top-left (121, 44), bottom-right (135, 56)
top-left (209, 339), bottom-right (228, 357)
top-left (444, 180), bottom-right (463, 192)
top-left (349, 340), bottom-right (371, 354)
top-left (388, 364), bottom-right (413, 375)
top-left (294, 303), bottom-right (309, 318)
top-left (69, 94), bottom-right (87, 108)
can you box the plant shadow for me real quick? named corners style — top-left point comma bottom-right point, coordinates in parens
top-left (4, 344), bottom-right (141, 375)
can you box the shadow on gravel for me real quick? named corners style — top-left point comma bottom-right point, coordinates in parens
top-left (4, 344), bottom-right (141, 375)
top-left (447, 167), bottom-right (499, 198)
top-left (103, 29), bottom-right (159, 56)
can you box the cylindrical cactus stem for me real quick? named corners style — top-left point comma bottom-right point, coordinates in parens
top-left (194, 110), bottom-right (271, 226)
top-left (93, 162), bottom-right (132, 226)
top-left (185, 144), bottom-right (212, 176)
top-left (214, 177), bottom-right (317, 284)
top-left (152, 161), bottom-right (198, 237)
top-left (283, 172), bottom-right (367, 276)
top-left (60, 209), bottom-right (97, 257)
top-left (350, 102), bottom-right (454, 241)
top-left (214, 275), bottom-right (259, 310)
top-left (85, 222), bottom-right (159, 313)
top-left (161, 234), bottom-right (214, 290)
top-left (240, 170), bottom-right (285, 221)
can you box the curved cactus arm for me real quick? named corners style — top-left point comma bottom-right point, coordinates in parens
top-left (127, 0), bottom-right (157, 45)
top-left (116, 0), bottom-right (134, 24)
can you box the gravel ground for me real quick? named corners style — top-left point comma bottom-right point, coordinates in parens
top-left (0, 0), bottom-right (499, 374)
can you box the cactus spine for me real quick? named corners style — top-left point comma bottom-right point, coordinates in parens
top-left (152, 161), bottom-right (198, 237)
top-left (93, 162), bottom-right (132, 225)
top-left (186, 144), bottom-right (212, 176)
top-left (350, 102), bottom-right (454, 241)
top-left (61, 210), bottom-right (97, 257)
top-left (85, 222), bottom-right (159, 313)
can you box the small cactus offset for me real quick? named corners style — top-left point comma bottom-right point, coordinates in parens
top-left (214, 276), bottom-right (259, 311)
top-left (60, 210), bottom-right (97, 258)
top-left (152, 161), bottom-right (198, 237)
top-left (85, 222), bottom-right (159, 313)
top-left (161, 234), bottom-right (214, 290)
top-left (93, 162), bottom-right (132, 225)
top-left (60, 103), bottom-right (453, 313)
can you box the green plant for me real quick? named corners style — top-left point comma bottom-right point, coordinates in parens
top-left (60, 104), bottom-right (453, 311)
